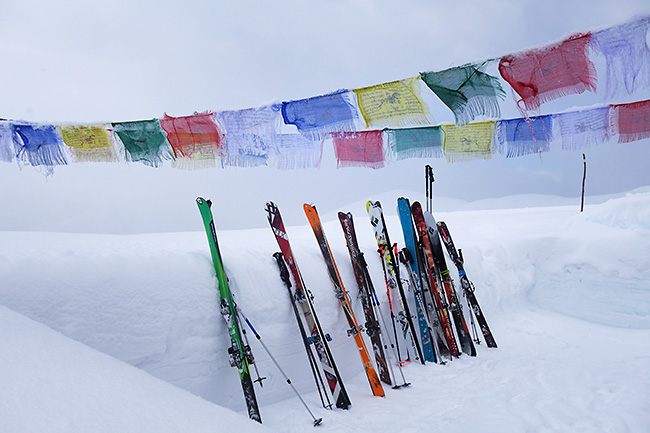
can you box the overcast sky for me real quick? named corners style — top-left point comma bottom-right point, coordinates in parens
top-left (1, 0), bottom-right (649, 233)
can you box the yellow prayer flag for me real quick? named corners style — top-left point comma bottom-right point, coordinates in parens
top-left (60, 124), bottom-right (118, 162)
top-left (442, 121), bottom-right (496, 162)
top-left (354, 77), bottom-right (431, 128)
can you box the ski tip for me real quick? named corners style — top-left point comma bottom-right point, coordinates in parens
top-left (196, 197), bottom-right (213, 208)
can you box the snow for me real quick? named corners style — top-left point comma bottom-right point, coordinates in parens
top-left (1, 190), bottom-right (649, 432)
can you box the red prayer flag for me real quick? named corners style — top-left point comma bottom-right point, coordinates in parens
top-left (611, 99), bottom-right (650, 143)
top-left (499, 33), bottom-right (596, 111)
top-left (332, 130), bottom-right (385, 169)
top-left (159, 112), bottom-right (224, 158)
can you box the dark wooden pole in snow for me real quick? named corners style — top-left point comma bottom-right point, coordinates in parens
top-left (580, 153), bottom-right (586, 212)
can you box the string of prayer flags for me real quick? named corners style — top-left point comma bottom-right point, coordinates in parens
top-left (610, 99), bottom-right (650, 143)
top-left (420, 64), bottom-right (505, 125)
top-left (496, 115), bottom-right (553, 158)
top-left (272, 134), bottom-right (323, 169)
top-left (353, 77), bottom-right (431, 129)
top-left (385, 126), bottom-right (444, 160)
top-left (217, 106), bottom-right (279, 167)
top-left (281, 90), bottom-right (359, 140)
top-left (499, 33), bottom-right (597, 112)
top-left (60, 124), bottom-right (117, 163)
top-left (442, 121), bottom-right (496, 162)
top-left (159, 112), bottom-right (224, 169)
top-left (11, 123), bottom-right (68, 167)
top-left (332, 130), bottom-right (385, 169)
top-left (554, 106), bottom-right (611, 150)
top-left (591, 16), bottom-right (650, 98)
top-left (112, 119), bottom-right (172, 168)
top-left (0, 123), bottom-right (13, 163)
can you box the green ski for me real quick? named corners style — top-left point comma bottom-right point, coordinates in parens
top-left (196, 197), bottom-right (262, 424)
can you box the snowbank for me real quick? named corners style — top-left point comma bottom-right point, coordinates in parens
top-left (0, 191), bottom-right (649, 432)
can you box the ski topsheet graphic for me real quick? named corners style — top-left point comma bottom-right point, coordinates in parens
top-left (265, 201), bottom-right (351, 409)
top-left (304, 203), bottom-right (385, 398)
top-left (396, 197), bottom-right (438, 363)
top-left (338, 211), bottom-right (392, 385)
top-left (437, 220), bottom-right (498, 348)
top-left (196, 197), bottom-right (262, 423)
top-left (367, 200), bottom-right (425, 365)
top-left (411, 201), bottom-right (460, 357)
top-left (422, 210), bottom-right (476, 356)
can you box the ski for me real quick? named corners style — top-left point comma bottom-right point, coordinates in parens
top-left (436, 221), bottom-right (498, 348)
top-left (411, 201), bottom-right (460, 357)
top-left (196, 197), bottom-right (262, 423)
top-left (357, 250), bottom-right (411, 388)
top-left (366, 200), bottom-right (425, 365)
top-left (423, 211), bottom-right (476, 357)
top-left (304, 203), bottom-right (385, 398)
top-left (396, 197), bottom-right (437, 363)
top-left (265, 202), bottom-right (352, 409)
top-left (273, 252), bottom-right (333, 410)
top-left (338, 212), bottom-right (392, 386)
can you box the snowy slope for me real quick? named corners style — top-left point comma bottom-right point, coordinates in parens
top-left (0, 190), bottom-right (649, 432)
top-left (0, 305), bottom-right (267, 433)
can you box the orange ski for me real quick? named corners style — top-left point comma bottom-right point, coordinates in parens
top-left (304, 203), bottom-right (385, 398)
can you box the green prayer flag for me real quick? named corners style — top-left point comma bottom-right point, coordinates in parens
top-left (420, 64), bottom-right (505, 125)
top-left (112, 119), bottom-right (172, 168)
top-left (385, 126), bottom-right (443, 160)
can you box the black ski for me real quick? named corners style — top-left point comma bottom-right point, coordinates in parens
top-left (338, 212), bottom-right (392, 386)
top-left (437, 221), bottom-right (498, 348)
top-left (265, 201), bottom-right (352, 409)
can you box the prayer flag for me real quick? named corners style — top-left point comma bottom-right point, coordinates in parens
top-left (271, 134), bottom-right (323, 169)
top-left (495, 116), bottom-right (553, 158)
top-left (554, 106), bottom-right (610, 150)
top-left (611, 99), bottom-right (650, 143)
top-left (420, 64), bottom-right (505, 124)
top-left (442, 121), bottom-right (496, 162)
top-left (385, 126), bottom-right (444, 160)
top-left (281, 90), bottom-right (358, 140)
top-left (159, 111), bottom-right (223, 168)
top-left (353, 77), bottom-right (431, 128)
top-left (11, 123), bottom-right (68, 167)
top-left (498, 33), bottom-right (596, 111)
top-left (113, 119), bottom-right (172, 167)
top-left (60, 124), bottom-right (117, 162)
top-left (592, 16), bottom-right (650, 98)
top-left (217, 105), bottom-right (279, 167)
top-left (332, 130), bottom-right (385, 169)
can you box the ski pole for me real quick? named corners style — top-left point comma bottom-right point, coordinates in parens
top-left (273, 252), bottom-right (332, 410)
top-left (238, 308), bottom-right (323, 427)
